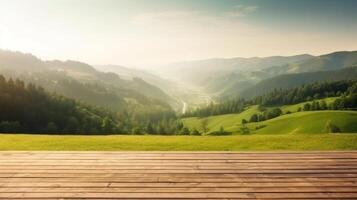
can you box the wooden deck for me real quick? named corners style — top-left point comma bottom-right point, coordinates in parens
top-left (0, 152), bottom-right (357, 199)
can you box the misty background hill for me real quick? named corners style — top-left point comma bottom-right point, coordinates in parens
top-left (154, 50), bottom-right (357, 102)
top-left (0, 50), bottom-right (177, 113)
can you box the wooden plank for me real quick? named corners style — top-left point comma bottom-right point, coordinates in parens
top-left (1, 169), bottom-right (357, 174)
top-left (1, 187), bottom-right (357, 193)
top-left (1, 181), bottom-right (357, 187)
top-left (0, 152), bottom-right (356, 199)
top-left (2, 159), bottom-right (357, 163)
top-left (1, 192), bottom-right (357, 199)
top-left (1, 165), bottom-right (357, 170)
top-left (1, 156), bottom-right (357, 160)
top-left (2, 177), bottom-right (357, 183)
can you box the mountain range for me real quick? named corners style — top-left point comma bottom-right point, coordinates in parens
top-left (1, 49), bottom-right (357, 112)
top-left (0, 50), bottom-right (176, 112)
top-left (157, 50), bottom-right (357, 101)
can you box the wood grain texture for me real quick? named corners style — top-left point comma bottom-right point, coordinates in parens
top-left (0, 152), bottom-right (356, 199)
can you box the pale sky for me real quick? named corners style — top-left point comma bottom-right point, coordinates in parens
top-left (0, 0), bottom-right (357, 68)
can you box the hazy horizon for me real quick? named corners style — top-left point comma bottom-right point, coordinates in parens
top-left (1, 0), bottom-right (357, 68)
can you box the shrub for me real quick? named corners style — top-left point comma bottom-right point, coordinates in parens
top-left (190, 129), bottom-right (201, 136)
top-left (249, 114), bottom-right (258, 122)
top-left (0, 121), bottom-right (21, 133)
top-left (240, 125), bottom-right (250, 134)
top-left (180, 127), bottom-right (190, 135)
top-left (255, 124), bottom-right (267, 130)
top-left (324, 120), bottom-right (341, 133)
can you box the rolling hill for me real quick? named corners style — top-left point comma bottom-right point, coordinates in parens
top-left (156, 50), bottom-right (357, 99)
top-left (159, 54), bottom-right (313, 83)
top-left (182, 99), bottom-right (357, 135)
top-left (0, 49), bottom-right (175, 111)
top-left (249, 111), bottom-right (357, 135)
top-left (183, 109), bottom-right (357, 135)
top-left (222, 51), bottom-right (357, 99)
top-left (95, 65), bottom-right (175, 91)
top-left (95, 64), bottom-right (180, 109)
top-left (157, 54), bottom-right (313, 95)
top-left (264, 51), bottom-right (357, 75)
top-left (237, 66), bottom-right (357, 98)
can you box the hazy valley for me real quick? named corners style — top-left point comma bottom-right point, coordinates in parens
top-left (0, 49), bottom-right (356, 139)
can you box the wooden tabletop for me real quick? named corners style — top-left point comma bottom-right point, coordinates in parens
top-left (0, 151), bottom-right (356, 199)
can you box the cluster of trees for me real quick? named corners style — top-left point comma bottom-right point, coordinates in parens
top-left (0, 75), bottom-right (188, 134)
top-left (185, 80), bottom-right (357, 118)
top-left (331, 94), bottom-right (357, 110)
top-left (300, 94), bottom-right (357, 112)
top-left (252, 80), bottom-right (357, 106)
top-left (245, 89), bottom-right (357, 124)
top-left (182, 99), bottom-right (246, 118)
top-left (243, 108), bottom-right (283, 123)
top-left (244, 92), bottom-right (357, 125)
top-left (127, 116), bottom-right (188, 135)
top-left (177, 127), bottom-right (202, 136)
top-left (300, 100), bottom-right (328, 111)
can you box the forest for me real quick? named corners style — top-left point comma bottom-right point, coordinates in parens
top-left (0, 75), bottom-right (188, 134)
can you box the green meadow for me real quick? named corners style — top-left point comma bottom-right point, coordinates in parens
top-left (1, 133), bottom-right (357, 151)
top-left (183, 110), bottom-right (357, 134)
top-left (182, 97), bottom-right (357, 135)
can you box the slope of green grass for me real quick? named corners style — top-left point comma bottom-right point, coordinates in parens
top-left (280, 97), bottom-right (337, 113)
top-left (182, 105), bottom-right (259, 133)
top-left (249, 111), bottom-right (357, 134)
top-left (1, 134), bottom-right (357, 151)
top-left (182, 104), bottom-right (357, 135)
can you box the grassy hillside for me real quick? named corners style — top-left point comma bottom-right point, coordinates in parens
top-left (183, 105), bottom-right (260, 132)
top-left (280, 97), bottom-right (337, 113)
top-left (1, 134), bottom-right (357, 151)
top-left (182, 100), bottom-right (357, 135)
top-left (250, 111), bottom-right (357, 134)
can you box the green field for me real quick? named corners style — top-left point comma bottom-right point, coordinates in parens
top-left (184, 110), bottom-right (357, 134)
top-left (1, 134), bottom-right (357, 151)
top-left (182, 97), bottom-right (357, 135)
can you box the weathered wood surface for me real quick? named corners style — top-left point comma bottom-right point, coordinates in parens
top-left (0, 152), bottom-right (356, 199)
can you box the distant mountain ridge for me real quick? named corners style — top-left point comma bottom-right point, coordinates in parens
top-left (238, 66), bottom-right (357, 99)
top-left (95, 65), bottom-right (177, 94)
top-left (264, 51), bottom-right (357, 75)
top-left (157, 54), bottom-right (315, 99)
top-left (159, 54), bottom-right (313, 84)
top-left (0, 49), bottom-right (175, 111)
top-left (230, 50), bottom-right (357, 99)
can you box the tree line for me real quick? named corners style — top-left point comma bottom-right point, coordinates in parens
top-left (184, 80), bottom-right (357, 118)
top-left (251, 80), bottom-right (357, 106)
top-left (182, 99), bottom-right (246, 118)
top-left (245, 82), bottom-right (357, 124)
